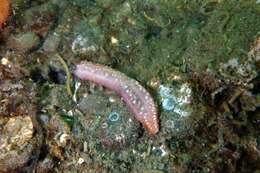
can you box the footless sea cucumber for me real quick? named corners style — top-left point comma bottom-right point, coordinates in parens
top-left (74, 61), bottom-right (159, 135)
top-left (0, 0), bottom-right (10, 28)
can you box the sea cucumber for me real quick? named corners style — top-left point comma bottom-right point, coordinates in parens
top-left (0, 0), bottom-right (10, 28)
top-left (74, 61), bottom-right (159, 135)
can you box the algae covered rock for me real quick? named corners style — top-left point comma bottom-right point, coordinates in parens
top-left (22, 2), bottom-right (59, 37)
top-left (7, 32), bottom-right (40, 52)
top-left (42, 33), bottom-right (61, 53)
top-left (71, 20), bottom-right (104, 57)
top-left (0, 63), bottom-right (42, 172)
top-left (77, 92), bottom-right (140, 150)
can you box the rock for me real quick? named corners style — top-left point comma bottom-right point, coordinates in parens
top-left (7, 32), bottom-right (40, 52)
top-left (2, 116), bottom-right (34, 147)
top-left (71, 20), bottom-right (104, 56)
top-left (78, 95), bottom-right (110, 115)
top-left (42, 32), bottom-right (61, 52)
top-left (0, 62), bottom-right (43, 173)
top-left (22, 2), bottom-right (59, 37)
top-left (158, 83), bottom-right (195, 137)
top-left (77, 92), bottom-right (140, 150)
top-left (71, 34), bottom-right (98, 55)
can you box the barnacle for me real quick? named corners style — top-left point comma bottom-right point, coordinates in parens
top-left (108, 112), bottom-right (120, 122)
top-left (0, 0), bottom-right (10, 28)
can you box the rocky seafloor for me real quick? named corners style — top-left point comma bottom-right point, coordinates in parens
top-left (0, 0), bottom-right (260, 173)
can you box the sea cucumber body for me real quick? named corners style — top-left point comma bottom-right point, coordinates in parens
top-left (74, 62), bottom-right (159, 135)
top-left (0, 0), bottom-right (10, 28)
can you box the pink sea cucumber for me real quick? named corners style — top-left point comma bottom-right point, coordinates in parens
top-left (74, 61), bottom-right (159, 135)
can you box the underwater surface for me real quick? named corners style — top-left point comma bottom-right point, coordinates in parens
top-left (0, 0), bottom-right (260, 173)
